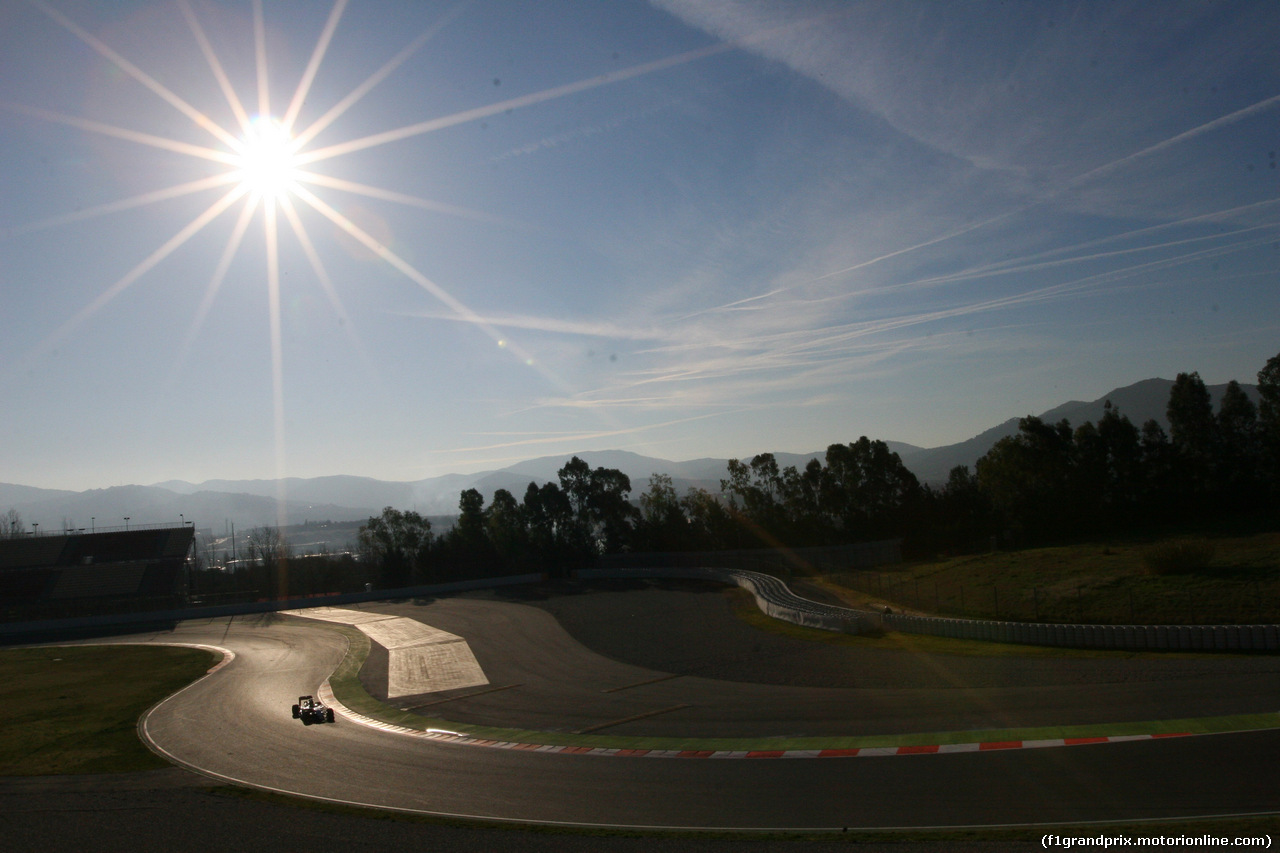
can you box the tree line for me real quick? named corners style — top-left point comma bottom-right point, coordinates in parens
top-left (357, 351), bottom-right (1280, 586)
top-left (7, 354), bottom-right (1277, 595)
top-left (960, 357), bottom-right (1280, 546)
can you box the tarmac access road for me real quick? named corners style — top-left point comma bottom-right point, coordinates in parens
top-left (116, 586), bottom-right (1280, 831)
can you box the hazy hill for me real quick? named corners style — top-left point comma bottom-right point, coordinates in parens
top-left (1, 377), bottom-right (1259, 529)
top-left (2, 484), bottom-right (364, 535)
top-left (0, 483), bottom-right (77, 507)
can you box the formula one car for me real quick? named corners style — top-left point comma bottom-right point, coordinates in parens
top-left (291, 695), bottom-right (335, 725)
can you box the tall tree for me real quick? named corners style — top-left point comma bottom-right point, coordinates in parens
top-left (244, 525), bottom-right (291, 599)
top-left (1080, 401), bottom-right (1143, 518)
top-left (594, 466), bottom-right (638, 553)
top-left (455, 488), bottom-right (487, 540)
top-left (681, 487), bottom-right (739, 550)
top-left (1, 508), bottom-right (23, 539)
top-left (720, 454), bottom-right (783, 526)
top-left (358, 507), bottom-right (432, 588)
top-left (637, 473), bottom-right (688, 552)
top-left (1215, 380), bottom-right (1261, 507)
top-left (1166, 371), bottom-right (1216, 509)
top-left (781, 458), bottom-right (827, 545)
top-left (1257, 351), bottom-right (1280, 496)
top-left (556, 458), bottom-right (636, 555)
top-left (936, 465), bottom-right (991, 551)
top-left (485, 488), bottom-right (527, 568)
top-left (557, 457), bottom-right (594, 520)
top-left (440, 488), bottom-right (498, 577)
top-left (523, 481), bottom-right (577, 573)
top-left (1168, 372), bottom-right (1215, 451)
top-left (975, 417), bottom-right (1074, 541)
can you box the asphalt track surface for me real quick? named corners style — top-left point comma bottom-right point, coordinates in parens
top-left (361, 581), bottom-right (1280, 736)
top-left (7, 579), bottom-right (1280, 843)
top-left (131, 580), bottom-right (1280, 828)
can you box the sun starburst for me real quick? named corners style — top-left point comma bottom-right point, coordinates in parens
top-left (7, 0), bottom-right (741, 521)
top-left (236, 115), bottom-right (301, 199)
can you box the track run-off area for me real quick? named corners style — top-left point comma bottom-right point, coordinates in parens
top-left (99, 580), bottom-right (1280, 829)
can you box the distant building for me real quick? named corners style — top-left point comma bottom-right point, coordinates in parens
top-left (0, 524), bottom-right (194, 618)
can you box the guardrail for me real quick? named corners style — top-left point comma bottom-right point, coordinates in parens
top-left (577, 566), bottom-right (1280, 652)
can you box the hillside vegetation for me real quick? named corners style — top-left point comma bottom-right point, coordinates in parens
top-left (822, 532), bottom-right (1280, 626)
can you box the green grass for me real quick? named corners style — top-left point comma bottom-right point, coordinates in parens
top-left (825, 531), bottom-right (1280, 625)
top-left (0, 644), bottom-right (217, 775)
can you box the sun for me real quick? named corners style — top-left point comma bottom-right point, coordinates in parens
top-left (11, 0), bottom-right (730, 488)
top-left (235, 115), bottom-right (301, 199)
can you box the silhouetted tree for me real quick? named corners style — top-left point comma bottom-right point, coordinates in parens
top-left (1215, 380), bottom-right (1261, 509)
top-left (555, 457), bottom-right (636, 555)
top-left (1257, 351), bottom-right (1280, 498)
top-left (976, 417), bottom-right (1074, 541)
top-left (937, 465), bottom-right (992, 551)
top-left (636, 473), bottom-right (688, 552)
top-left (721, 454), bottom-right (785, 536)
top-left (1, 508), bottom-right (24, 539)
top-left (522, 481), bottom-right (576, 574)
top-left (358, 507), bottom-right (432, 588)
top-left (821, 438), bottom-right (921, 540)
top-left (1072, 401), bottom-right (1143, 526)
top-left (439, 488), bottom-right (498, 578)
top-left (681, 487), bottom-right (740, 550)
top-left (244, 525), bottom-right (290, 599)
top-left (1166, 371), bottom-right (1216, 510)
top-left (485, 488), bottom-right (528, 569)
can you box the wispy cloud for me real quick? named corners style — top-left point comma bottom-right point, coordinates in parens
top-left (439, 411), bottom-right (742, 455)
top-left (399, 310), bottom-right (668, 341)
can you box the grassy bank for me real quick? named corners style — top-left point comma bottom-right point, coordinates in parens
top-left (823, 532), bottom-right (1280, 625)
top-left (0, 644), bottom-right (217, 775)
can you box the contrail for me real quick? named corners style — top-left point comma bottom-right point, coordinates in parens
top-left (1070, 92), bottom-right (1280, 187)
top-left (296, 11), bottom-right (831, 166)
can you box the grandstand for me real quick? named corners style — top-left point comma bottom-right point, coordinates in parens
top-left (0, 523), bottom-right (194, 619)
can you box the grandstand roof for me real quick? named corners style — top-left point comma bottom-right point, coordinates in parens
top-left (0, 525), bottom-right (194, 571)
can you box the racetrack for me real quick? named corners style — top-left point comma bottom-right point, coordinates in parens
top-left (120, 580), bottom-right (1280, 830)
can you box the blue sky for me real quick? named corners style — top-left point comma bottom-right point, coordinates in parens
top-left (2, 0), bottom-right (1277, 492)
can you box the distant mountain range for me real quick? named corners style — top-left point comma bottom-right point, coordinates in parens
top-left (1, 378), bottom-right (1257, 532)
